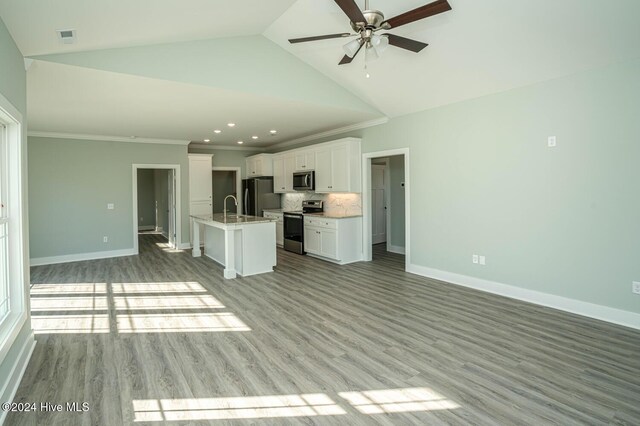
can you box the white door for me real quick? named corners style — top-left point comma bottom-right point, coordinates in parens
top-left (371, 164), bottom-right (386, 244)
top-left (167, 169), bottom-right (176, 248)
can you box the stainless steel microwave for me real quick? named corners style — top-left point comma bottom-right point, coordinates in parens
top-left (293, 171), bottom-right (315, 191)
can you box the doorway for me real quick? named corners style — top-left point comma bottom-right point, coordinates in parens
top-left (362, 149), bottom-right (410, 267)
top-left (132, 164), bottom-right (181, 254)
top-left (212, 167), bottom-right (241, 214)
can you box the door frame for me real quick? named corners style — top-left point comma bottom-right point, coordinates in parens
top-left (212, 166), bottom-right (242, 214)
top-left (362, 149), bottom-right (410, 267)
top-left (132, 164), bottom-right (182, 254)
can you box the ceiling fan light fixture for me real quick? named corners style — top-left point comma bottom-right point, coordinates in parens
top-left (343, 38), bottom-right (362, 58)
top-left (365, 44), bottom-right (379, 62)
top-left (371, 34), bottom-right (389, 54)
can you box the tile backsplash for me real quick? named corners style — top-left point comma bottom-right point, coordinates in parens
top-left (282, 193), bottom-right (362, 216)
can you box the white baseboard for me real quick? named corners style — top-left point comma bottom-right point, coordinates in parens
top-left (0, 333), bottom-right (36, 426)
top-left (137, 225), bottom-right (155, 231)
top-left (178, 243), bottom-right (192, 250)
top-left (407, 263), bottom-right (640, 331)
top-left (30, 248), bottom-right (137, 266)
top-left (388, 245), bottom-right (406, 255)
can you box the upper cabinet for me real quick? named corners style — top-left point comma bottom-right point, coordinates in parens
top-left (188, 154), bottom-right (213, 203)
top-left (294, 149), bottom-right (315, 171)
top-left (314, 138), bottom-right (361, 193)
top-left (273, 154), bottom-right (295, 193)
top-left (246, 154), bottom-right (274, 178)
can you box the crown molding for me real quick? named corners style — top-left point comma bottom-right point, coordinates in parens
top-left (188, 143), bottom-right (266, 152)
top-left (28, 131), bottom-right (190, 146)
top-left (268, 117), bottom-right (389, 150)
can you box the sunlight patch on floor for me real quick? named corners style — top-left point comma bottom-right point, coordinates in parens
top-left (132, 394), bottom-right (346, 422)
top-left (31, 296), bottom-right (108, 312)
top-left (32, 314), bottom-right (110, 334)
top-left (111, 282), bottom-right (207, 294)
top-left (30, 283), bottom-right (107, 295)
top-left (113, 294), bottom-right (225, 310)
top-left (338, 387), bottom-right (460, 414)
top-left (117, 312), bottom-right (251, 333)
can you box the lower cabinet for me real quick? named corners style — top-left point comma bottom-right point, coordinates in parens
top-left (303, 216), bottom-right (362, 264)
top-left (263, 211), bottom-right (284, 247)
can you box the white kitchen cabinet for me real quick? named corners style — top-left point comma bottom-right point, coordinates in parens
top-left (246, 154), bottom-right (273, 177)
top-left (272, 154), bottom-right (295, 193)
top-left (314, 138), bottom-right (361, 193)
top-left (263, 211), bottom-right (284, 246)
top-left (188, 154), bottom-right (213, 245)
top-left (303, 215), bottom-right (362, 264)
top-left (294, 150), bottom-right (315, 171)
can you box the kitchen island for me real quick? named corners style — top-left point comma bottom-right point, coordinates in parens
top-left (191, 213), bottom-right (277, 279)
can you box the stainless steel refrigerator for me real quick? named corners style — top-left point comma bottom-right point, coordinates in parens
top-left (242, 177), bottom-right (281, 217)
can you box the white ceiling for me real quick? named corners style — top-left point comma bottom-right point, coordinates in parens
top-left (27, 60), bottom-right (379, 147)
top-left (3, 0), bottom-right (640, 147)
top-left (265, 0), bottom-right (640, 117)
top-left (0, 0), bottom-right (296, 56)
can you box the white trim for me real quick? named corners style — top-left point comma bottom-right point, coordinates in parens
top-left (30, 248), bottom-right (137, 266)
top-left (388, 245), bottom-right (406, 255)
top-left (178, 243), bottom-right (192, 250)
top-left (212, 166), bottom-right (242, 215)
top-left (132, 164), bottom-right (182, 255)
top-left (138, 225), bottom-right (155, 231)
top-left (28, 131), bottom-right (190, 146)
top-left (270, 117), bottom-right (389, 150)
top-left (362, 148), bottom-right (410, 269)
top-left (0, 332), bottom-right (35, 426)
top-left (407, 263), bottom-right (640, 331)
top-left (189, 143), bottom-right (264, 152)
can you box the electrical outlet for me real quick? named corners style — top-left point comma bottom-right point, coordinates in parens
top-left (479, 256), bottom-right (486, 265)
top-left (472, 255), bottom-right (479, 264)
top-left (548, 136), bottom-right (557, 147)
top-left (107, 203), bottom-right (114, 210)
top-left (633, 282), bottom-right (640, 295)
top-left (103, 236), bottom-right (108, 243)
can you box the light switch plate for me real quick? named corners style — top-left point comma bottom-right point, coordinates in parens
top-left (107, 203), bottom-right (114, 210)
top-left (472, 255), bottom-right (479, 264)
top-left (479, 256), bottom-right (486, 265)
top-left (633, 282), bottom-right (640, 295)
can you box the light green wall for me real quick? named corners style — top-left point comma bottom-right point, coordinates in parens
top-left (137, 169), bottom-right (156, 228)
top-left (28, 137), bottom-right (190, 258)
top-left (276, 58), bottom-right (640, 315)
top-left (388, 155), bottom-right (405, 249)
top-left (0, 16), bottom-right (33, 417)
top-left (188, 147), bottom-right (261, 178)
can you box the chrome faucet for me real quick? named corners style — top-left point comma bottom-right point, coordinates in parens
top-left (223, 195), bottom-right (238, 220)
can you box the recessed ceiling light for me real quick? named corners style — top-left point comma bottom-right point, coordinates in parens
top-left (204, 139), bottom-right (210, 142)
top-left (227, 123), bottom-right (236, 128)
top-left (214, 129), bottom-right (222, 134)
top-left (237, 141), bottom-right (244, 145)
top-left (270, 130), bottom-right (277, 135)
top-left (252, 136), bottom-right (259, 140)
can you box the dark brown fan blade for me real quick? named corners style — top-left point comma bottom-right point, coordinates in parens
top-left (334, 0), bottom-right (366, 25)
top-left (386, 34), bottom-right (429, 53)
top-left (382, 0), bottom-right (451, 29)
top-left (289, 33), bottom-right (352, 44)
top-left (338, 42), bottom-right (364, 65)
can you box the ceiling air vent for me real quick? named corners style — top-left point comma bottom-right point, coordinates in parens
top-left (56, 29), bottom-right (76, 44)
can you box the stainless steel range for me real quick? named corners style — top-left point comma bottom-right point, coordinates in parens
top-left (283, 200), bottom-right (323, 254)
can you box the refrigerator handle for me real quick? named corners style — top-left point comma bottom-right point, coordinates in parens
top-left (244, 188), bottom-right (249, 215)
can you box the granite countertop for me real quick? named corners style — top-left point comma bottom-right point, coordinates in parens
top-left (262, 209), bottom-right (284, 213)
top-left (303, 212), bottom-right (363, 219)
top-left (191, 213), bottom-right (277, 225)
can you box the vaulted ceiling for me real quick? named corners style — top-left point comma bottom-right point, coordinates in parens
top-left (1, 0), bottom-right (639, 148)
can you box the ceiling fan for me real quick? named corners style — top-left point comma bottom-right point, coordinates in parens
top-left (288, 0), bottom-right (452, 65)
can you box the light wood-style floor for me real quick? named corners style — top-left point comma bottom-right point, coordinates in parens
top-left (7, 235), bottom-right (640, 425)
